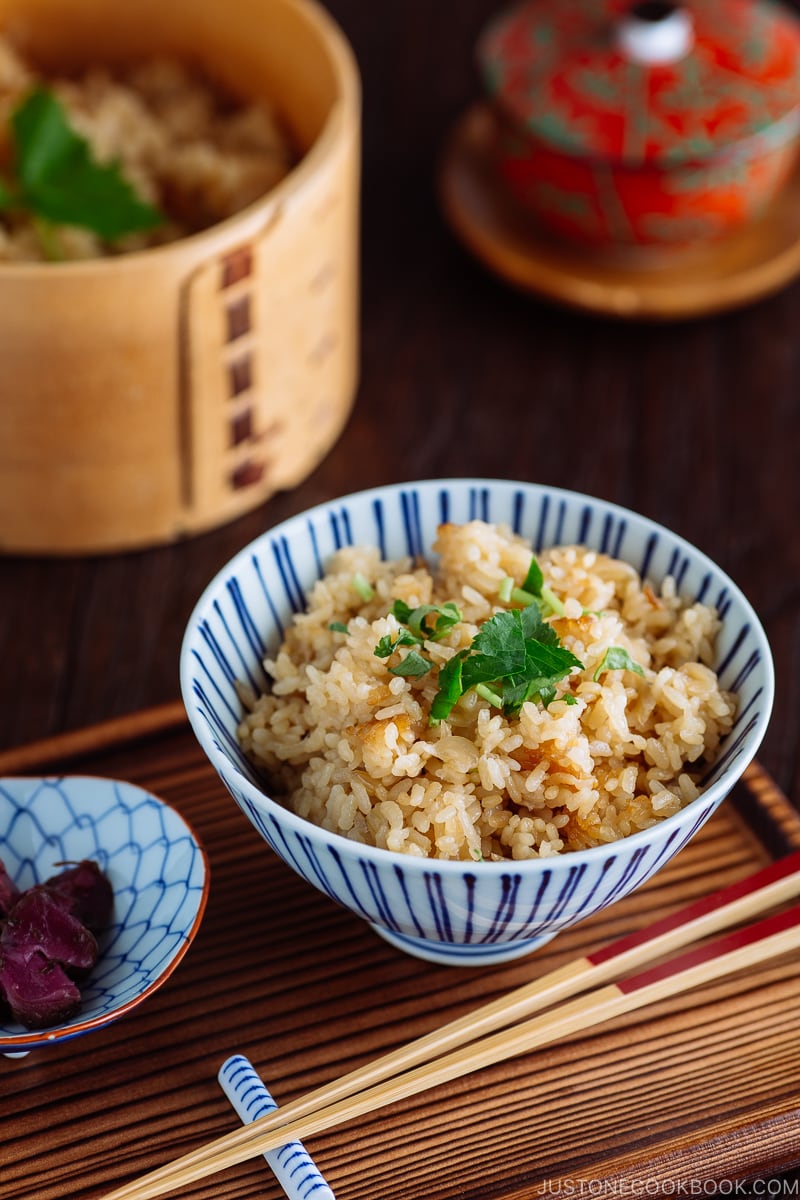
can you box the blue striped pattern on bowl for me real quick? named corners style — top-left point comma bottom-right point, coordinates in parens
top-left (181, 479), bottom-right (773, 966)
top-left (0, 775), bottom-right (208, 1051)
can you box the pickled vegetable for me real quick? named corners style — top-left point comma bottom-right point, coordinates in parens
top-left (0, 858), bottom-right (112, 1029)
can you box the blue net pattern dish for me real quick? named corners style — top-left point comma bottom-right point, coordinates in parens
top-left (0, 775), bottom-right (209, 1052)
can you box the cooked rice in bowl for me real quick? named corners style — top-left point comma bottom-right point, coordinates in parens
top-left (0, 36), bottom-right (293, 260)
top-left (237, 520), bottom-right (736, 862)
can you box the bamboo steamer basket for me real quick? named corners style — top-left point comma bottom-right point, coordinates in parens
top-left (0, 0), bottom-right (360, 554)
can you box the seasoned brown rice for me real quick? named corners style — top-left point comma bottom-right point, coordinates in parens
top-left (238, 521), bottom-right (737, 861)
top-left (0, 37), bottom-right (293, 260)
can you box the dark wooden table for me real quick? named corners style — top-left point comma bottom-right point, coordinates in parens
top-left (2, 1), bottom-right (799, 1194)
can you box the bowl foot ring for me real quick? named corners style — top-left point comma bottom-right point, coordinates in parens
top-left (371, 924), bottom-right (559, 966)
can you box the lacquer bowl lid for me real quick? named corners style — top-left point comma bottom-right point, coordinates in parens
top-left (478, 0), bottom-right (800, 166)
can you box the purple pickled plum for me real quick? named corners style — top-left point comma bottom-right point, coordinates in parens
top-left (0, 944), bottom-right (82, 1028)
top-left (0, 857), bottom-right (113, 1030)
top-left (0, 860), bottom-right (20, 918)
top-left (2, 887), bottom-right (98, 978)
top-left (43, 859), bottom-right (113, 934)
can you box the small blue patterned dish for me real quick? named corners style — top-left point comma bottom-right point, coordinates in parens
top-left (180, 479), bottom-right (773, 967)
top-left (0, 775), bottom-right (208, 1053)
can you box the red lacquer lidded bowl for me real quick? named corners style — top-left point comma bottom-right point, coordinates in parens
top-left (477, 0), bottom-right (800, 249)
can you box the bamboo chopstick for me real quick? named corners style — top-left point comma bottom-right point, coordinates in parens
top-left (0, 700), bottom-right (187, 776)
top-left (100, 850), bottom-right (800, 1200)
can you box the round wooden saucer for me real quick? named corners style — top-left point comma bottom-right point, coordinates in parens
top-left (438, 105), bottom-right (800, 321)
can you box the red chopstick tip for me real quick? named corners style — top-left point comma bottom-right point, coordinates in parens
top-left (588, 849), bottom-right (800, 968)
top-left (618, 902), bottom-right (800, 995)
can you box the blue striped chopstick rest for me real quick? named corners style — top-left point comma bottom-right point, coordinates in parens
top-left (218, 1055), bottom-right (335, 1200)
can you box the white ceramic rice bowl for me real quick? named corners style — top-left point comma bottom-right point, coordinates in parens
top-left (180, 479), bottom-right (773, 966)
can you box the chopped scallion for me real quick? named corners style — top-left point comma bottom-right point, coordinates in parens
top-left (352, 573), bottom-right (374, 602)
top-left (540, 584), bottom-right (565, 617)
top-left (474, 682), bottom-right (504, 708)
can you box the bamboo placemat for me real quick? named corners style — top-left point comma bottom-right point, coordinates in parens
top-left (2, 709), bottom-right (799, 1199)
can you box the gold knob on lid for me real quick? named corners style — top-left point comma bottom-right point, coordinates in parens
top-left (616, 2), bottom-right (694, 64)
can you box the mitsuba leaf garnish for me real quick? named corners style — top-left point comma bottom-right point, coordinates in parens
top-left (390, 600), bottom-right (462, 642)
top-left (522, 556), bottom-right (544, 596)
top-left (374, 629), bottom-right (419, 658)
top-left (593, 646), bottom-right (645, 682)
top-left (387, 649), bottom-right (433, 678)
top-left (373, 583), bottom-right (582, 722)
top-left (430, 607), bottom-right (583, 724)
top-left (0, 88), bottom-right (163, 253)
top-left (328, 622), bottom-right (350, 634)
top-left (374, 600), bottom-right (464, 670)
